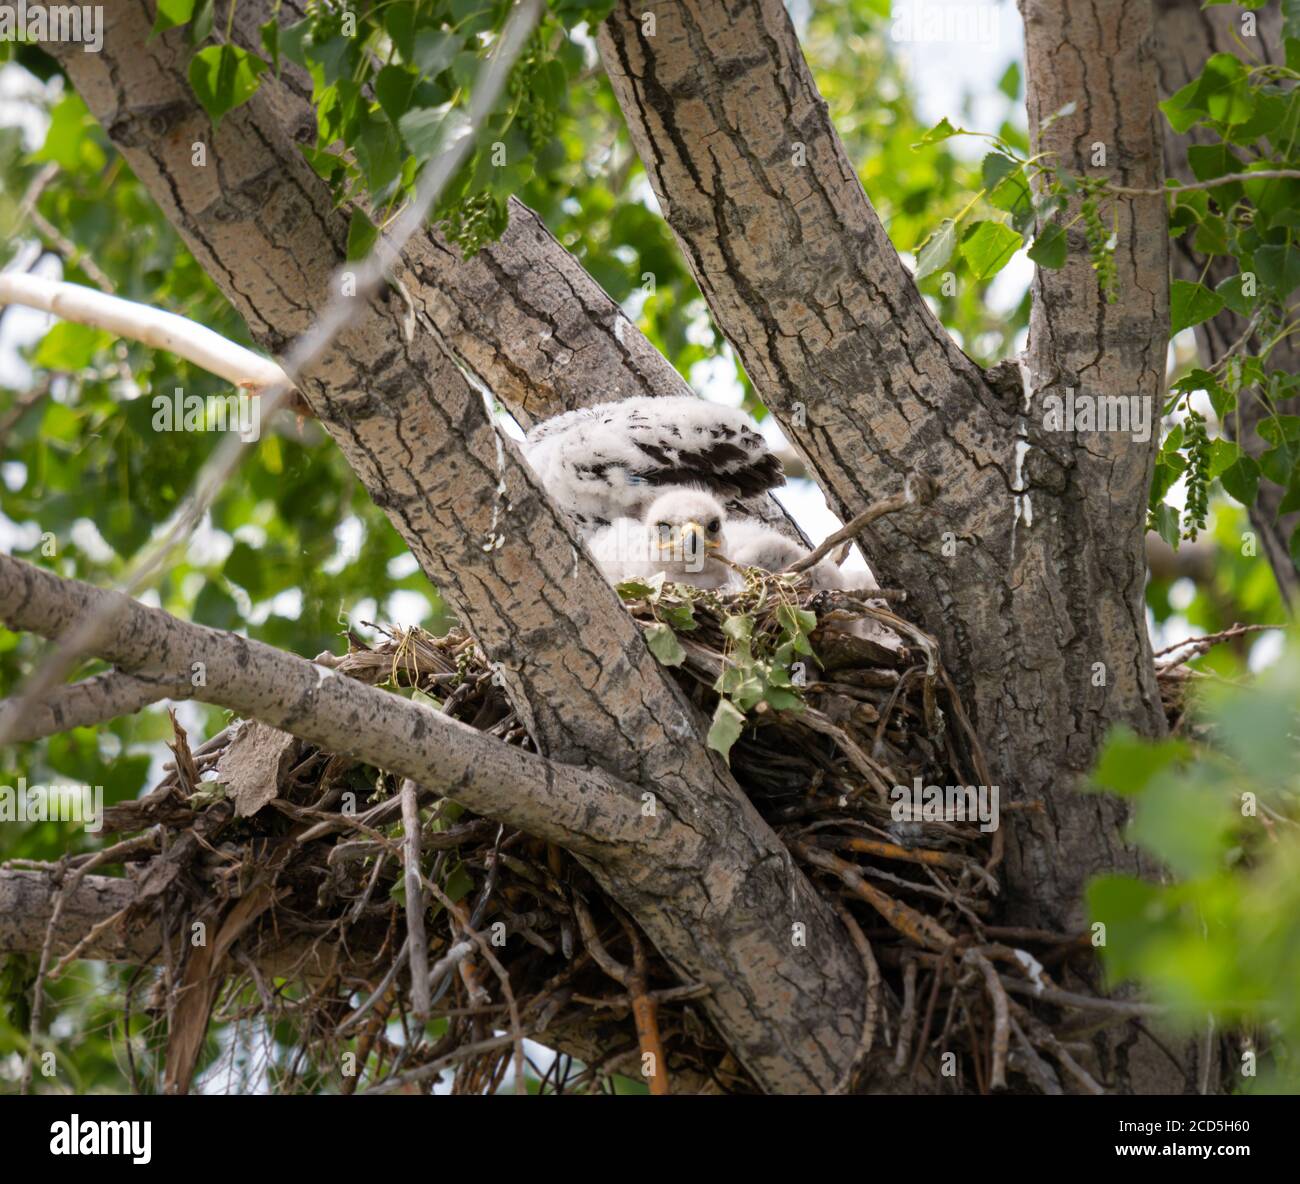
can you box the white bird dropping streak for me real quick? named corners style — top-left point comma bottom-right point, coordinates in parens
top-left (1011, 358), bottom-right (1036, 543)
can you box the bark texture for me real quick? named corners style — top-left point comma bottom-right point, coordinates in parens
top-left (600, 0), bottom-right (1168, 935)
top-left (30, 0), bottom-right (869, 1094)
top-left (7, 0), bottom-right (1237, 1094)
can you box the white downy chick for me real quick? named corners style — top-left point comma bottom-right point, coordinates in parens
top-left (588, 487), bottom-right (737, 590)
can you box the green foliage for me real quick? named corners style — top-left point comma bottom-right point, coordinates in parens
top-left (1085, 649), bottom-right (1300, 1092)
top-left (614, 572), bottom-right (818, 762)
top-left (908, 34), bottom-right (1299, 582)
top-left (1147, 35), bottom-right (1300, 567)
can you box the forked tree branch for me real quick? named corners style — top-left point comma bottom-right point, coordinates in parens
top-left (227, 0), bottom-right (803, 542)
top-left (597, 1), bottom-right (1012, 614)
top-left (24, 5), bottom-right (870, 1091)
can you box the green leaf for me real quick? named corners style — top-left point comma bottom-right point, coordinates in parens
top-left (1129, 772), bottom-right (1235, 879)
top-left (1153, 502), bottom-right (1181, 548)
top-left (1186, 143), bottom-right (1244, 187)
top-left (34, 92), bottom-right (105, 172)
top-left (721, 614), bottom-right (753, 644)
top-left (1219, 454), bottom-right (1261, 506)
top-left (706, 700), bottom-right (746, 761)
top-left (1191, 214), bottom-right (1228, 256)
top-left (188, 0), bottom-right (214, 45)
top-left (997, 61), bottom-right (1021, 101)
top-left (1027, 221), bottom-right (1067, 269)
top-left (1253, 244), bottom-right (1300, 299)
top-left (1086, 874), bottom-right (1170, 983)
top-left (32, 322), bottom-right (113, 371)
top-left (1090, 728), bottom-right (1190, 796)
top-left (152, 0), bottom-right (197, 36)
top-left (959, 219), bottom-right (1022, 281)
top-left (913, 116), bottom-right (959, 147)
top-left (912, 218), bottom-right (956, 283)
top-left (260, 18), bottom-right (280, 76)
top-left (1207, 438), bottom-right (1240, 481)
top-left (354, 112), bottom-right (403, 193)
top-left (1215, 272), bottom-right (1255, 317)
top-left (777, 604), bottom-right (818, 636)
top-left (659, 601), bottom-right (697, 632)
top-left (1159, 78), bottom-right (1206, 134)
top-left (188, 45), bottom-right (268, 130)
top-left (615, 577), bottom-right (658, 601)
top-left (444, 862), bottom-right (475, 904)
top-left (346, 208), bottom-right (379, 262)
top-left (398, 106), bottom-right (453, 161)
top-left (375, 65), bottom-right (419, 127)
top-left (981, 152), bottom-right (1020, 191)
top-left (1169, 279), bottom-right (1225, 335)
top-left (643, 622), bottom-right (685, 667)
top-left (1191, 53), bottom-right (1254, 126)
top-left (413, 29), bottom-right (459, 77)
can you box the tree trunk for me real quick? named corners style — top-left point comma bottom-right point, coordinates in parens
top-left (4, 0), bottom-right (1247, 1093)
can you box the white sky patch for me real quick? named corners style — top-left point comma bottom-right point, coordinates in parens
top-left (270, 587), bottom-right (303, 620)
top-left (387, 589), bottom-right (433, 627)
top-left (69, 517), bottom-right (116, 564)
top-left (1248, 629), bottom-right (1286, 673)
top-left (322, 516), bottom-right (363, 576)
top-left (386, 552), bottom-right (420, 580)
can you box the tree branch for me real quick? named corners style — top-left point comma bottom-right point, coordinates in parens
top-left (226, 0), bottom-right (804, 542)
top-left (0, 272), bottom-right (287, 391)
top-left (0, 668), bottom-right (191, 743)
top-left (35, 0), bottom-right (867, 1093)
top-left (0, 553), bottom-right (677, 858)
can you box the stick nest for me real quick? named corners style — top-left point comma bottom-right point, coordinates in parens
top-left (81, 575), bottom-right (1198, 1095)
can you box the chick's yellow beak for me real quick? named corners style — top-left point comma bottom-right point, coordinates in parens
top-left (681, 521), bottom-right (718, 550)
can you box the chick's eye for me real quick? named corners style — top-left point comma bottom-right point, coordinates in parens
top-left (707, 518), bottom-right (721, 533)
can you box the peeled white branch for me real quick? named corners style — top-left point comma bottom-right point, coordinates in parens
top-left (0, 272), bottom-right (289, 391)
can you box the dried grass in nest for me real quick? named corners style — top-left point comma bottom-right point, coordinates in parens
top-left (87, 579), bottom-right (1201, 1095)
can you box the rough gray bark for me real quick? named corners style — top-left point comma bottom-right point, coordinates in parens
top-left (230, 0), bottom-right (694, 431)
top-left (1154, 0), bottom-right (1299, 609)
top-left (29, 0), bottom-right (868, 1094)
top-left (0, 554), bottom-right (683, 858)
top-left (599, 0), bottom-right (1167, 935)
top-left (9, 0), bottom-right (1236, 1094)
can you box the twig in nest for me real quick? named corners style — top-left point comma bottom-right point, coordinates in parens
top-left (784, 472), bottom-right (938, 575)
top-left (400, 779), bottom-right (430, 1020)
top-left (893, 957), bottom-right (918, 1074)
top-left (964, 949), bottom-right (1009, 1090)
top-left (572, 895), bottom-right (672, 1096)
top-left (792, 841), bottom-right (956, 952)
top-left (831, 902), bottom-right (881, 1094)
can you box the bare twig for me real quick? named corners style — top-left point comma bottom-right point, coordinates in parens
top-left (785, 473), bottom-right (938, 575)
top-left (400, 779), bottom-right (431, 1020)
